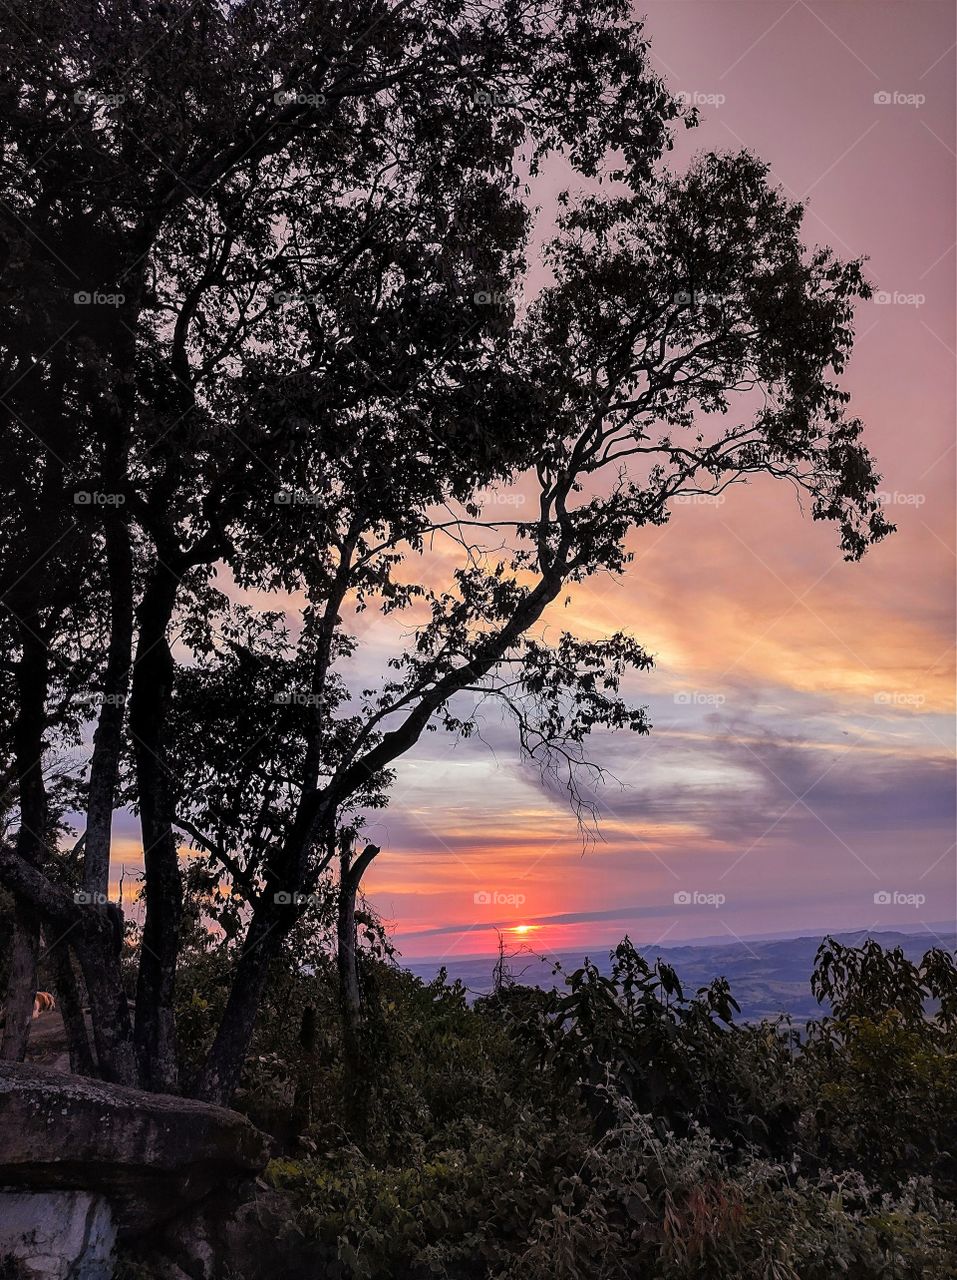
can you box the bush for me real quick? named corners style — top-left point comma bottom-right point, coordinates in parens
top-left (507, 1090), bottom-right (957, 1279)
top-left (197, 933), bottom-right (957, 1278)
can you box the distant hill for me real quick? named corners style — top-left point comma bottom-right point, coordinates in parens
top-left (405, 928), bottom-right (957, 1023)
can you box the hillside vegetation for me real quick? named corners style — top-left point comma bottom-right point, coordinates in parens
top-left (126, 923), bottom-right (957, 1279)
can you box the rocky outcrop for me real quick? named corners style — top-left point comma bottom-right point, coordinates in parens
top-left (147, 1190), bottom-right (342, 1280)
top-left (0, 1062), bottom-right (271, 1238)
top-left (0, 1190), bottom-right (115, 1280)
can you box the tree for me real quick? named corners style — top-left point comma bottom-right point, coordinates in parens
top-left (0, 0), bottom-right (891, 1103)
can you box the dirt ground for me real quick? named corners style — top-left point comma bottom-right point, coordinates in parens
top-left (23, 1009), bottom-right (77, 1072)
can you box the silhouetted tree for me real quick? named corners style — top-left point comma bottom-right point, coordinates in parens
top-left (0, 0), bottom-right (891, 1102)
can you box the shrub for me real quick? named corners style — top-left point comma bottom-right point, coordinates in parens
top-left (254, 935), bottom-right (957, 1278)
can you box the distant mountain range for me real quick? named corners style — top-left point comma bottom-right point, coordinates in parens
top-left (405, 927), bottom-right (957, 1023)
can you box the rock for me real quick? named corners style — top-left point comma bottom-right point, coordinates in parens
top-left (0, 1189), bottom-right (115, 1279)
top-left (134, 1190), bottom-right (342, 1280)
top-left (0, 1063), bottom-right (271, 1235)
top-left (219, 1192), bottom-right (342, 1280)
top-left (23, 1011), bottom-right (76, 1074)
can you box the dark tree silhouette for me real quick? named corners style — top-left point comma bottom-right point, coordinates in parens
top-left (0, 0), bottom-right (891, 1102)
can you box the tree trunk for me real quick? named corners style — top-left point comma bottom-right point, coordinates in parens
top-left (3, 607), bottom-right (49, 1062)
top-left (130, 564), bottom-right (182, 1093)
top-left (47, 934), bottom-right (96, 1076)
top-left (336, 841), bottom-right (379, 1137)
top-left (336, 842), bottom-right (380, 1033)
top-left (83, 518), bottom-right (133, 899)
top-left (132, 812), bottom-right (181, 1091)
top-left (0, 905), bottom-right (40, 1061)
top-left (195, 835), bottom-right (381, 1109)
top-left (83, 302), bottom-right (137, 900)
top-left (337, 863), bottom-right (362, 1047)
top-left (0, 844), bottom-right (138, 1085)
top-left (194, 909), bottom-right (286, 1105)
top-left (194, 806), bottom-right (342, 1105)
top-left (75, 927), bottom-right (138, 1086)
top-left (290, 1004), bottom-right (319, 1142)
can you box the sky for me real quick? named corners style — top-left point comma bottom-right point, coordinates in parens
top-left (362, 0), bottom-right (957, 960)
top-left (108, 2), bottom-right (956, 963)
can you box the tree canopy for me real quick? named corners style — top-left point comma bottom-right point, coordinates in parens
top-left (0, 0), bottom-right (891, 1102)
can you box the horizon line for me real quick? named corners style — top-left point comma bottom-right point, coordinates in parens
top-left (397, 918), bottom-right (957, 966)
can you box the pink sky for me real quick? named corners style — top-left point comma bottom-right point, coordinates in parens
top-left (108, 3), bottom-right (955, 962)
top-left (363, 1), bottom-right (957, 959)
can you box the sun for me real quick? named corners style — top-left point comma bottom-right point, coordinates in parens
top-left (510, 924), bottom-right (538, 935)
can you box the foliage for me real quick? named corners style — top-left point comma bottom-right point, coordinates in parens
top-left (521, 938), bottom-right (802, 1154)
top-left (251, 936), bottom-right (957, 1280)
top-left (507, 1096), bottom-right (957, 1280)
top-left (801, 938), bottom-right (957, 1195)
top-left (0, 0), bottom-right (892, 1100)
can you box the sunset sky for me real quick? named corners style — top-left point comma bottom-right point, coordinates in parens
top-left (365, 0), bottom-right (957, 959)
top-left (110, 2), bottom-right (955, 962)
